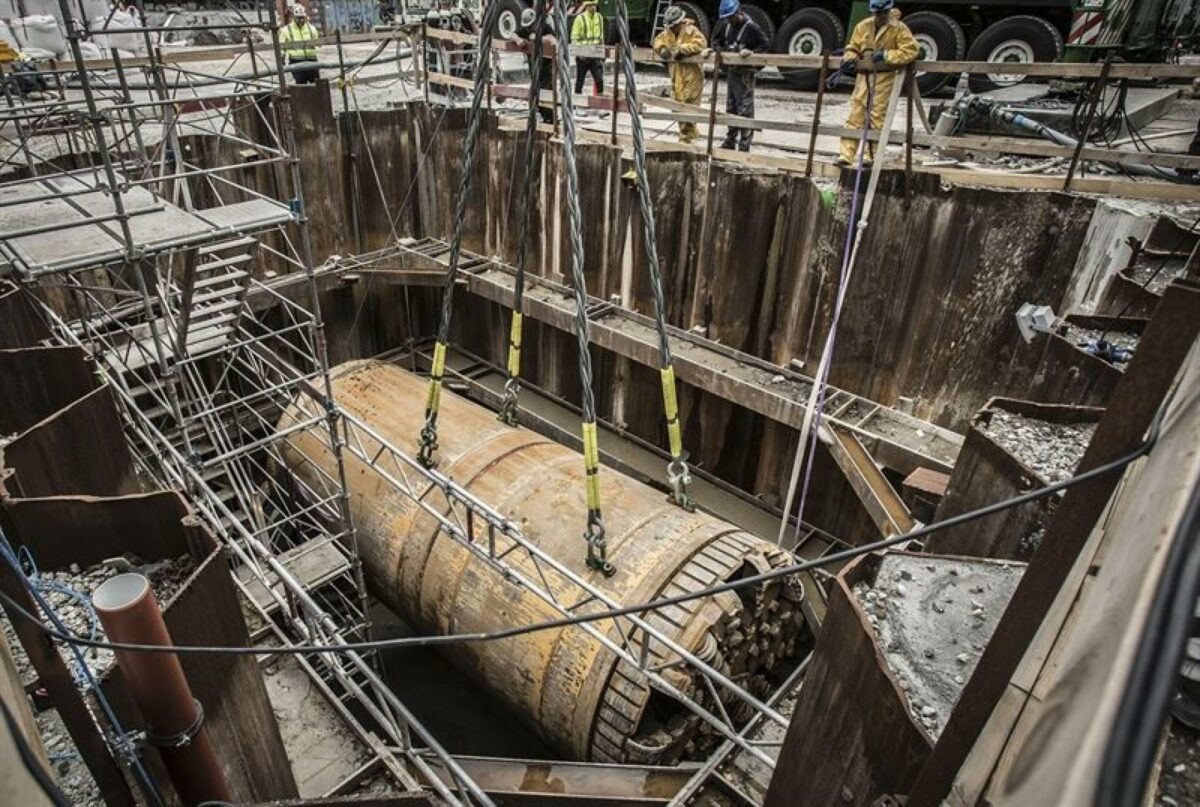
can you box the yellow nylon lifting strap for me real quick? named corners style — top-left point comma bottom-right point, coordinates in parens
top-left (425, 341), bottom-right (448, 413)
top-left (660, 365), bottom-right (682, 459)
top-left (582, 422), bottom-right (601, 510)
top-left (506, 312), bottom-right (523, 378)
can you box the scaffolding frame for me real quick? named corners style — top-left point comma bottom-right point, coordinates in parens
top-left (0, 4), bottom-right (492, 804)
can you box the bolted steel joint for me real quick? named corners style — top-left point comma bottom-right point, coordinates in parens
top-left (497, 377), bottom-right (520, 426)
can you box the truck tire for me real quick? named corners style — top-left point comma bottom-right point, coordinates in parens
top-left (740, 3), bottom-right (776, 43)
top-left (965, 15), bottom-right (1063, 93)
top-left (492, 0), bottom-right (525, 40)
top-left (904, 11), bottom-right (965, 96)
top-left (774, 7), bottom-right (844, 91)
top-left (674, 1), bottom-right (711, 41)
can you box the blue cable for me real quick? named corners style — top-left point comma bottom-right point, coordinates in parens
top-left (0, 531), bottom-right (164, 807)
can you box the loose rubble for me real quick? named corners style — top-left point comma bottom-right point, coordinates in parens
top-left (2, 554), bottom-right (196, 686)
top-left (38, 707), bottom-right (102, 807)
top-left (981, 410), bottom-right (1097, 484)
top-left (854, 554), bottom-right (1024, 740)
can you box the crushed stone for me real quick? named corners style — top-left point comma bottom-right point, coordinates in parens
top-left (854, 553), bottom-right (1024, 740)
top-left (2, 554), bottom-right (196, 686)
top-left (981, 410), bottom-right (1096, 484)
top-left (37, 707), bottom-right (103, 807)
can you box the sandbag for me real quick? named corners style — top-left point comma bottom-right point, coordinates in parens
top-left (14, 15), bottom-right (65, 58)
top-left (90, 8), bottom-right (145, 55)
top-left (76, 40), bottom-right (102, 60)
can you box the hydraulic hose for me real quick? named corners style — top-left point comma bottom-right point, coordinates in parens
top-left (992, 106), bottom-right (1192, 183)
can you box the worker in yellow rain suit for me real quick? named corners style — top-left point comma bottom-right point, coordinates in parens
top-left (652, 5), bottom-right (708, 144)
top-left (838, 0), bottom-right (918, 165)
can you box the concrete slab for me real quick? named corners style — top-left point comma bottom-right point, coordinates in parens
top-left (263, 655), bottom-right (372, 798)
top-left (854, 553), bottom-right (1024, 740)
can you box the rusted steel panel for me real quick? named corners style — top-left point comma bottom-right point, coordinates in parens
top-left (0, 346), bottom-right (97, 435)
top-left (1, 385), bottom-right (137, 497)
top-left (280, 361), bottom-right (808, 764)
top-left (925, 398), bottom-right (1103, 562)
top-left (0, 492), bottom-right (298, 803)
top-left (764, 553), bottom-right (933, 807)
top-left (0, 282), bottom-right (49, 350)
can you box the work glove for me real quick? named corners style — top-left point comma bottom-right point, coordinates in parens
top-left (873, 50), bottom-right (887, 63)
top-left (842, 57), bottom-right (857, 71)
top-left (738, 48), bottom-right (753, 59)
top-left (657, 47), bottom-right (672, 61)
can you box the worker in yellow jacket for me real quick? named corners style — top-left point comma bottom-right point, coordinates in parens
top-left (838, 0), bottom-right (918, 165)
top-left (651, 4), bottom-right (708, 144)
top-left (280, 4), bottom-right (321, 85)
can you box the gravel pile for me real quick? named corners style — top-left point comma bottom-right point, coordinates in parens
top-left (2, 554), bottom-right (196, 686)
top-left (38, 708), bottom-right (103, 807)
top-left (981, 410), bottom-right (1097, 484)
top-left (854, 554), bottom-right (1024, 740)
top-left (1065, 324), bottom-right (1140, 355)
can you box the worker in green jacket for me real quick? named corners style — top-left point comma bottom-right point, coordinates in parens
top-left (571, 0), bottom-right (605, 94)
top-left (280, 4), bottom-right (320, 85)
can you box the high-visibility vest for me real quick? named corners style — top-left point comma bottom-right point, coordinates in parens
top-left (571, 11), bottom-right (604, 46)
top-left (281, 21), bottom-right (318, 60)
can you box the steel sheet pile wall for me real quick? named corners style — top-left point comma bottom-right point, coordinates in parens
top-left (278, 360), bottom-right (808, 764)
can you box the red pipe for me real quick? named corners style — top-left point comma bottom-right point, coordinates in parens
top-left (92, 573), bottom-right (232, 806)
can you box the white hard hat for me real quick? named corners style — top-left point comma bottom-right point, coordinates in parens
top-left (292, 3), bottom-right (308, 17)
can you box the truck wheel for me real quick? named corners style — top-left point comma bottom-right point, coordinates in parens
top-left (740, 4), bottom-right (776, 43)
top-left (774, 7), bottom-right (844, 91)
top-left (674, 1), bottom-right (711, 41)
top-left (966, 15), bottom-right (1063, 93)
top-left (904, 11), bottom-right (965, 96)
top-left (492, 0), bottom-right (525, 40)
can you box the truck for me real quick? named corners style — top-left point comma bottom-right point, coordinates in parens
top-left (483, 0), bottom-right (1199, 95)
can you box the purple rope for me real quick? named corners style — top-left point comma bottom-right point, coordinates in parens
top-left (791, 70), bottom-right (876, 544)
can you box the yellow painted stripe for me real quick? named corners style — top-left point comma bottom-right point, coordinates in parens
top-left (431, 341), bottom-right (447, 378)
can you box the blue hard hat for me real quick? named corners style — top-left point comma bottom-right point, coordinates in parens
top-left (867, 0), bottom-right (894, 11)
top-left (718, 0), bottom-right (739, 18)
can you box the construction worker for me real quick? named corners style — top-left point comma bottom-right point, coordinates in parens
top-left (651, 4), bottom-right (707, 144)
top-left (707, 0), bottom-right (769, 152)
top-left (280, 4), bottom-right (320, 85)
top-left (837, 0), bottom-right (918, 166)
top-left (571, 0), bottom-right (605, 95)
top-left (513, 3), bottom-right (557, 124)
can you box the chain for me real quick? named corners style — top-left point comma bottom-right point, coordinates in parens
top-left (551, 0), bottom-right (613, 576)
top-left (499, 0), bottom-right (548, 427)
top-left (417, 2), bottom-right (504, 467)
top-left (612, 0), bottom-right (694, 510)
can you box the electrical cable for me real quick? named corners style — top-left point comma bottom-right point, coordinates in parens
top-left (0, 416), bottom-right (1162, 660)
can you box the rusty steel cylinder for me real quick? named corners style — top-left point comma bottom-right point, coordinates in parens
top-left (278, 360), bottom-right (807, 764)
top-left (91, 573), bottom-right (232, 806)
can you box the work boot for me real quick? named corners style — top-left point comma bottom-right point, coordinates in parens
top-left (719, 139), bottom-right (736, 150)
top-left (737, 142), bottom-right (751, 152)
